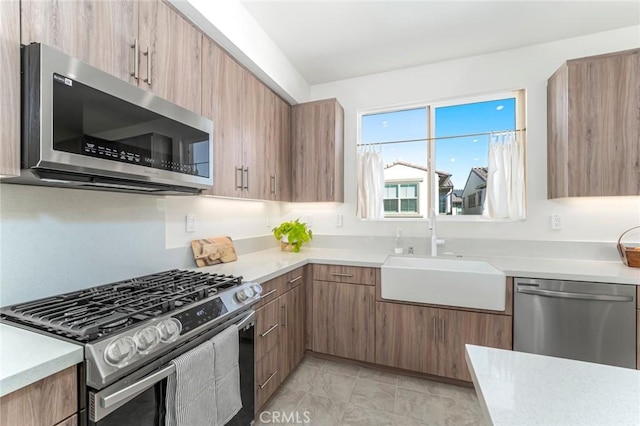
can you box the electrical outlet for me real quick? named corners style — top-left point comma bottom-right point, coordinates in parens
top-left (335, 214), bottom-right (343, 227)
top-left (550, 214), bottom-right (562, 230)
top-left (186, 214), bottom-right (196, 233)
top-left (304, 215), bottom-right (313, 226)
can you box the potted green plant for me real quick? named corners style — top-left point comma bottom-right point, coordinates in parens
top-left (272, 219), bottom-right (313, 253)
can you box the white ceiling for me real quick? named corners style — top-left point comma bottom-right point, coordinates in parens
top-left (239, 1), bottom-right (640, 85)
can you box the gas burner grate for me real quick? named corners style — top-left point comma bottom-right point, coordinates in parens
top-left (0, 269), bottom-right (243, 342)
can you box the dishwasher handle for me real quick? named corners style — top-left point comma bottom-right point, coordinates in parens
top-left (517, 287), bottom-right (634, 302)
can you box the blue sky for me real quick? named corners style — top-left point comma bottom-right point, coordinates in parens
top-left (362, 98), bottom-right (515, 188)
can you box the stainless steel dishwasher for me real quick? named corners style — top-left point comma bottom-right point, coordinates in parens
top-left (514, 278), bottom-right (637, 369)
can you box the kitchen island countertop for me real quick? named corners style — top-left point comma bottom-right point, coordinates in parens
top-left (0, 323), bottom-right (83, 397)
top-left (465, 344), bottom-right (640, 426)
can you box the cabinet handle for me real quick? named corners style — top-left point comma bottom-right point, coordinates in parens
top-left (281, 305), bottom-right (287, 328)
top-left (270, 175), bottom-right (276, 194)
top-left (330, 176), bottom-right (334, 198)
top-left (260, 288), bottom-right (277, 299)
top-left (243, 167), bottom-right (249, 190)
top-left (130, 39), bottom-right (139, 80)
top-left (440, 318), bottom-right (445, 343)
top-left (259, 323), bottom-right (279, 337)
top-left (143, 46), bottom-right (151, 86)
top-left (288, 276), bottom-right (302, 284)
top-left (259, 370), bottom-right (278, 389)
top-left (432, 316), bottom-right (438, 342)
top-left (330, 272), bottom-right (353, 278)
top-left (235, 167), bottom-right (243, 190)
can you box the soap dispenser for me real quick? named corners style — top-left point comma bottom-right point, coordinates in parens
top-left (394, 229), bottom-right (404, 254)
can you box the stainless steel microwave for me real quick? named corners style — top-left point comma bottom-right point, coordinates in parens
top-left (10, 43), bottom-right (213, 195)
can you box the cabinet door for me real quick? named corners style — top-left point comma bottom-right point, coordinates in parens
top-left (566, 51), bottom-right (639, 196)
top-left (312, 281), bottom-right (375, 362)
top-left (438, 309), bottom-right (512, 381)
top-left (242, 72), bottom-right (269, 199)
top-left (201, 39), bottom-right (244, 197)
top-left (292, 99), bottom-right (344, 202)
top-left (0, 0), bottom-right (20, 177)
top-left (279, 284), bottom-right (305, 380)
top-left (275, 97), bottom-right (292, 201)
top-left (139, 0), bottom-right (202, 113)
top-left (256, 299), bottom-right (280, 361)
top-left (21, 0), bottom-right (138, 83)
top-left (375, 302), bottom-right (438, 374)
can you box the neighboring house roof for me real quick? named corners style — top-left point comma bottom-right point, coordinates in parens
top-left (461, 166), bottom-right (489, 196)
top-left (451, 189), bottom-right (464, 203)
top-left (384, 161), bottom-right (451, 178)
top-left (472, 167), bottom-right (488, 182)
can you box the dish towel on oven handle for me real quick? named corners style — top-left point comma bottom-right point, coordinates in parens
top-left (212, 324), bottom-right (242, 426)
top-left (165, 340), bottom-right (217, 426)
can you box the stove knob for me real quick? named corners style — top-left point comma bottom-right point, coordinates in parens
top-left (104, 336), bottom-right (137, 367)
top-left (134, 326), bottom-right (160, 354)
top-left (252, 284), bottom-right (263, 296)
top-left (235, 289), bottom-right (250, 303)
top-left (157, 318), bottom-right (182, 343)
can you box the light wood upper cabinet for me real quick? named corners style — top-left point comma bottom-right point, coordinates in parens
top-left (292, 98), bottom-right (344, 202)
top-left (548, 49), bottom-right (640, 198)
top-left (21, 0), bottom-right (138, 84)
top-left (138, 0), bottom-right (202, 114)
top-left (312, 280), bottom-right (375, 362)
top-left (201, 39), bottom-right (244, 198)
top-left (0, 0), bottom-right (20, 177)
top-left (275, 97), bottom-right (293, 201)
top-left (22, 0), bottom-right (201, 113)
top-left (201, 37), bottom-right (291, 200)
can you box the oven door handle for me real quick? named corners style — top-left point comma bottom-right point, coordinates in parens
top-left (236, 310), bottom-right (255, 330)
top-left (100, 364), bottom-right (176, 411)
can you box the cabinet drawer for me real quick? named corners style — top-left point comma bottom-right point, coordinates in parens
top-left (256, 347), bottom-right (280, 412)
top-left (256, 299), bottom-right (280, 360)
top-left (313, 264), bottom-right (375, 285)
top-left (255, 267), bottom-right (305, 308)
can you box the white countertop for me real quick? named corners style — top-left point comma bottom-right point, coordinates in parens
top-left (1, 246), bottom-right (637, 398)
top-left (0, 323), bottom-right (83, 397)
top-left (196, 247), bottom-right (640, 286)
top-left (465, 345), bottom-right (640, 426)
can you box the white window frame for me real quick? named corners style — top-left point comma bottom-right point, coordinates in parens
top-left (383, 180), bottom-right (421, 218)
top-left (357, 89), bottom-right (525, 222)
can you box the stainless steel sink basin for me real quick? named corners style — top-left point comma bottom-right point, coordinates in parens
top-left (380, 255), bottom-right (506, 311)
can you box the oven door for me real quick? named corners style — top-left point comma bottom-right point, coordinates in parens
top-left (89, 310), bottom-right (255, 426)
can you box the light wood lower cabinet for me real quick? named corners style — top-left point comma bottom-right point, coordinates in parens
top-left (255, 346), bottom-right (280, 411)
top-left (254, 269), bottom-right (305, 411)
top-left (376, 301), bottom-right (512, 382)
top-left (0, 366), bottom-right (77, 426)
top-left (312, 280), bottom-right (375, 363)
top-left (279, 284), bottom-right (305, 379)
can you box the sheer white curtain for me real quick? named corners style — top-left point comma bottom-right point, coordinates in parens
top-left (357, 147), bottom-right (385, 220)
top-left (482, 131), bottom-right (526, 220)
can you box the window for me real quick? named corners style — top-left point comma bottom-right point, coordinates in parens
top-left (359, 91), bottom-right (523, 219)
top-left (384, 182), bottom-right (419, 215)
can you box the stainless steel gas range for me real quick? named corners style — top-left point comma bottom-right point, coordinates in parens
top-left (1, 269), bottom-right (262, 425)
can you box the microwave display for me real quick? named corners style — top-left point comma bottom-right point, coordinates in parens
top-left (52, 73), bottom-right (210, 178)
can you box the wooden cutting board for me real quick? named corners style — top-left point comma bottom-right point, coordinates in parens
top-left (190, 236), bottom-right (238, 267)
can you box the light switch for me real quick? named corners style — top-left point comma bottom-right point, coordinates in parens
top-left (186, 214), bottom-right (196, 233)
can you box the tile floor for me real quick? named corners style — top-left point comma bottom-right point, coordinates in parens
top-left (256, 355), bottom-right (484, 425)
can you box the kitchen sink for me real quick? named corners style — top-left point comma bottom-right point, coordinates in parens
top-left (380, 255), bottom-right (506, 311)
